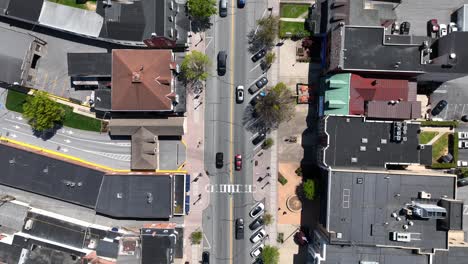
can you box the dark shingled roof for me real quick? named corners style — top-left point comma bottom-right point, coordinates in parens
top-left (6, 0), bottom-right (43, 21)
top-left (96, 175), bottom-right (173, 219)
top-left (67, 53), bottom-right (111, 77)
top-left (141, 227), bottom-right (176, 264)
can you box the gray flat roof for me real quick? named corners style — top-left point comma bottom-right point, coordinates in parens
top-left (343, 26), bottom-right (425, 72)
top-left (6, 0), bottom-right (43, 21)
top-left (323, 115), bottom-right (427, 169)
top-left (96, 175), bottom-right (173, 219)
top-left (67, 53), bottom-right (111, 77)
top-left (0, 26), bottom-right (34, 84)
top-left (327, 170), bottom-right (456, 250)
top-left (0, 144), bottom-right (104, 208)
top-left (435, 247), bottom-right (468, 264)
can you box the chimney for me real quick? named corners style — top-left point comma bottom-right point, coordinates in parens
top-left (132, 72), bottom-right (142, 83)
top-left (371, 80), bottom-right (378, 86)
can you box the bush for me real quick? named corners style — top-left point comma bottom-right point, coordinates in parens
top-left (190, 231), bottom-right (203, 245)
top-left (421, 120), bottom-right (458, 128)
top-left (264, 213), bottom-right (273, 226)
top-left (302, 179), bottom-right (315, 200)
top-left (262, 138), bottom-right (274, 149)
top-left (295, 167), bottom-right (302, 176)
top-left (277, 233), bottom-right (284, 243)
top-left (278, 174), bottom-right (288, 185)
top-left (261, 246), bottom-right (280, 264)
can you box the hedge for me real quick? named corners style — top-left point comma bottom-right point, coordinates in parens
top-left (420, 120), bottom-right (459, 128)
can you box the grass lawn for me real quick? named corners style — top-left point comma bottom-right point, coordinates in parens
top-left (48, 0), bottom-right (96, 10)
top-left (280, 4), bottom-right (310, 18)
top-left (6, 90), bottom-right (101, 132)
top-left (419, 131), bottom-right (438, 144)
top-left (432, 132), bottom-right (448, 163)
top-left (279, 21), bottom-right (309, 38)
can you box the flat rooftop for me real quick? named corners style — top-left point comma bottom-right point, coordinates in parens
top-left (323, 115), bottom-right (430, 169)
top-left (327, 170), bottom-right (456, 250)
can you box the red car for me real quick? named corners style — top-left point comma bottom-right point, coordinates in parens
top-left (428, 19), bottom-right (439, 33)
top-left (235, 154), bottom-right (242, 171)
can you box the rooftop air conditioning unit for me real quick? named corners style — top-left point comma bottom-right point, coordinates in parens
top-left (24, 219), bottom-right (34, 230)
top-left (419, 191), bottom-right (431, 199)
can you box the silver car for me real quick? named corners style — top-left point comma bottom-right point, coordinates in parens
top-left (250, 228), bottom-right (266, 243)
top-left (236, 86), bottom-right (244, 103)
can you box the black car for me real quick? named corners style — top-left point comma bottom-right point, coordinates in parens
top-left (238, 0), bottom-right (245, 8)
top-left (216, 152), bottom-right (224, 168)
top-left (462, 115), bottom-right (468, 122)
top-left (249, 215), bottom-right (264, 231)
top-left (235, 218), bottom-right (244, 239)
top-left (252, 133), bottom-right (266, 145)
top-left (251, 49), bottom-right (266, 62)
top-left (253, 258), bottom-right (264, 264)
top-left (255, 77), bottom-right (268, 88)
top-left (202, 251), bottom-right (210, 264)
top-left (219, 0), bottom-right (227, 17)
top-left (217, 51), bottom-right (227, 76)
top-left (458, 178), bottom-right (468, 187)
top-left (250, 93), bottom-right (265, 106)
top-left (431, 100), bottom-right (448, 116)
top-left (400, 21), bottom-right (410, 35)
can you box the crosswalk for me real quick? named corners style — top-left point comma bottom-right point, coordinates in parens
top-left (205, 184), bottom-right (256, 193)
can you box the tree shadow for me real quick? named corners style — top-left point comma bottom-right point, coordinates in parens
top-left (31, 123), bottom-right (63, 141)
top-left (191, 17), bottom-right (213, 33)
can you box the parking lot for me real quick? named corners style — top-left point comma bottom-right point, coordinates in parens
top-left (430, 76), bottom-right (468, 121)
top-left (458, 123), bottom-right (468, 163)
top-left (394, 0), bottom-right (468, 37)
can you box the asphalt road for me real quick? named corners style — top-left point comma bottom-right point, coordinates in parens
top-left (203, 0), bottom-right (271, 263)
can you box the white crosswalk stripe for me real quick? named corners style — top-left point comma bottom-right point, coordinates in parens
top-left (206, 184), bottom-right (256, 193)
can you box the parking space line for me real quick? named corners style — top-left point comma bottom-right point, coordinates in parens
top-left (59, 78), bottom-right (69, 98)
top-left (49, 77), bottom-right (58, 94)
top-left (41, 71), bottom-right (49, 90)
top-left (250, 63), bottom-right (262, 72)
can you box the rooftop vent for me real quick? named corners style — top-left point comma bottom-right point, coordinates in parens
top-left (117, 192), bottom-right (123, 199)
top-left (381, 139), bottom-right (387, 144)
top-left (132, 71), bottom-right (142, 83)
top-left (336, 233), bottom-right (342, 239)
top-left (146, 192), bottom-right (153, 204)
top-left (351, 157), bottom-right (358, 163)
top-left (376, 147), bottom-right (381, 151)
top-left (361, 138), bottom-right (368, 143)
top-left (450, 53), bottom-right (456, 59)
top-left (418, 191), bottom-right (431, 199)
top-left (360, 146), bottom-right (366, 151)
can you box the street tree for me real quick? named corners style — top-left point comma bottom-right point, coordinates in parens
top-left (255, 82), bottom-right (295, 130)
top-left (261, 245), bottom-right (280, 264)
top-left (190, 230), bottom-right (203, 244)
top-left (23, 91), bottom-right (64, 132)
top-left (264, 212), bottom-right (273, 226)
top-left (302, 179), bottom-right (315, 200)
top-left (262, 138), bottom-right (274, 149)
top-left (261, 52), bottom-right (276, 71)
top-left (180, 51), bottom-right (211, 85)
top-left (248, 16), bottom-right (279, 52)
top-left (187, 0), bottom-right (217, 19)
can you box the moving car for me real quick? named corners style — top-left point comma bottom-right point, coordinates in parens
top-left (459, 132), bottom-right (468, 139)
top-left (219, 0), bottom-right (228, 17)
top-left (236, 218), bottom-right (244, 239)
top-left (431, 100), bottom-right (447, 116)
top-left (427, 19), bottom-right (439, 34)
top-left (238, 0), bottom-right (245, 8)
top-left (459, 141), bottom-right (468, 149)
top-left (251, 49), bottom-right (266, 62)
top-left (250, 229), bottom-right (266, 243)
top-left (439, 23), bottom-right (447, 37)
top-left (250, 243), bottom-right (264, 258)
top-left (202, 251), bottom-right (210, 264)
top-left (217, 51), bottom-right (227, 76)
top-left (235, 154), bottom-right (242, 171)
top-left (236, 85), bottom-right (244, 103)
top-left (449, 22), bottom-right (458, 33)
top-left (216, 152), bottom-right (224, 168)
top-left (252, 133), bottom-right (266, 145)
top-left (249, 215), bottom-right (264, 231)
top-left (400, 22), bottom-right (410, 35)
top-left (458, 160), bottom-right (468, 167)
top-left (249, 202), bottom-right (265, 218)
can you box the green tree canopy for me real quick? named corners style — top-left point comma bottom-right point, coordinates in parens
top-left (255, 82), bottom-right (295, 129)
top-left (180, 51), bottom-right (211, 84)
top-left (262, 138), bottom-right (274, 149)
top-left (261, 245), bottom-right (280, 264)
top-left (187, 0), bottom-right (217, 19)
top-left (303, 179), bottom-right (315, 200)
top-left (190, 230), bottom-right (203, 245)
top-left (23, 91), bottom-right (65, 132)
top-left (264, 212), bottom-right (273, 226)
top-left (248, 16), bottom-right (279, 52)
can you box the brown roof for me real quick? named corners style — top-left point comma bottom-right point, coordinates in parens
top-left (131, 127), bottom-right (158, 171)
top-left (108, 118), bottom-right (185, 136)
top-left (367, 101), bottom-right (421, 120)
top-left (111, 49), bottom-right (175, 111)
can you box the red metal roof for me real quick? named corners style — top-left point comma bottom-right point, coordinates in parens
top-left (349, 74), bottom-right (409, 115)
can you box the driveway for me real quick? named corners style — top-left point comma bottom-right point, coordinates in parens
top-left (430, 76), bottom-right (468, 120)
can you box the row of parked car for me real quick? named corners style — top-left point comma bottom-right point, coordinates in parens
top-left (236, 202), bottom-right (267, 261)
top-left (428, 19), bottom-right (458, 38)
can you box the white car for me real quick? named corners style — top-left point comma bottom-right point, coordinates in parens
top-left (439, 24), bottom-right (447, 37)
top-left (249, 202), bottom-right (265, 218)
top-left (250, 243), bottom-right (264, 258)
top-left (459, 140), bottom-right (468, 149)
top-left (236, 85), bottom-right (244, 103)
top-left (458, 160), bottom-right (468, 167)
top-left (449, 22), bottom-right (458, 33)
top-left (459, 132), bottom-right (468, 139)
top-left (250, 229), bottom-right (266, 243)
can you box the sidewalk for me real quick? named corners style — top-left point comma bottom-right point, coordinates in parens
top-left (182, 31), bottom-right (211, 264)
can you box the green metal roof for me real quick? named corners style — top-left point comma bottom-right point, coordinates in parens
top-left (323, 73), bottom-right (351, 115)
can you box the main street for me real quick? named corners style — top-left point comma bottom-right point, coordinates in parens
top-left (203, 0), bottom-right (272, 263)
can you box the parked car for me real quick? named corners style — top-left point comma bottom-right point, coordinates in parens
top-left (250, 91), bottom-right (266, 106)
top-left (441, 153), bottom-right (453, 163)
top-left (391, 21), bottom-right (400, 34)
top-left (202, 251), bottom-right (210, 264)
top-left (255, 77), bottom-right (268, 89)
top-left (458, 160), bottom-right (468, 167)
top-left (294, 231), bottom-right (309, 246)
top-left (216, 152), bottom-right (224, 168)
top-left (236, 85), bottom-right (244, 103)
top-left (251, 49), bottom-right (267, 62)
top-left (219, 0), bottom-right (228, 17)
top-left (249, 215), bottom-right (264, 231)
top-left (252, 258), bottom-right (263, 264)
top-left (250, 229), bottom-right (266, 243)
top-left (400, 22), bottom-right (410, 35)
top-left (237, 0), bottom-right (245, 8)
top-left (427, 19), bottom-right (439, 34)
top-left (217, 51), bottom-right (227, 76)
top-left (249, 202), bottom-right (265, 218)
top-left (431, 100), bottom-right (447, 116)
top-left (236, 218), bottom-right (244, 239)
top-left (252, 133), bottom-right (266, 145)
top-left (235, 154), bottom-right (242, 171)
top-left (449, 22), bottom-right (458, 33)
top-left (459, 132), bottom-right (468, 139)
top-left (459, 141), bottom-right (468, 149)
top-left (462, 115), bottom-right (468, 122)
top-left (250, 243), bottom-right (264, 258)
top-left (457, 178), bottom-right (468, 187)
top-left (439, 23), bottom-right (447, 37)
